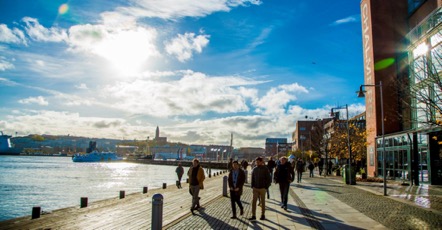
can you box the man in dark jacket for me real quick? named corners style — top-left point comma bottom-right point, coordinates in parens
top-left (249, 157), bottom-right (271, 221)
top-left (274, 156), bottom-right (294, 210)
top-left (228, 161), bottom-right (245, 219)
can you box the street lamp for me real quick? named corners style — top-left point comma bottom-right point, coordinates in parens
top-left (331, 104), bottom-right (353, 185)
top-left (357, 81), bottom-right (386, 196)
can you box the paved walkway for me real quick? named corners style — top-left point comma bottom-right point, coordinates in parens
top-left (165, 172), bottom-right (442, 230)
top-left (2, 169), bottom-right (441, 229)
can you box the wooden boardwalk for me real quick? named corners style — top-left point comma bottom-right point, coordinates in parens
top-left (0, 171), bottom-right (229, 230)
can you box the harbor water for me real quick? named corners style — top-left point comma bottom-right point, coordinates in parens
top-left (0, 156), bottom-right (220, 221)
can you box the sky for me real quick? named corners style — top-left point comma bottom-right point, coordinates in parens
top-left (0, 0), bottom-right (366, 148)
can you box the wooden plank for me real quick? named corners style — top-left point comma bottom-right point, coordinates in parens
top-left (0, 172), bottom-right (229, 229)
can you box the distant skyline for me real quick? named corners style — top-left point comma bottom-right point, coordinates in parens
top-left (0, 0), bottom-right (365, 147)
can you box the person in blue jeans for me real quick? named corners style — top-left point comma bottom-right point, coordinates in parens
top-left (274, 157), bottom-right (294, 210)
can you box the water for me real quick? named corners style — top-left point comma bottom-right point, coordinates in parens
top-left (0, 156), bottom-right (219, 221)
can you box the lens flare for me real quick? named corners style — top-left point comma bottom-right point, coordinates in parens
top-left (58, 4), bottom-right (69, 15)
top-left (374, 58), bottom-right (395, 71)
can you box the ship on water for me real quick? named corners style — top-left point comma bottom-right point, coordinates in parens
top-left (72, 141), bottom-right (122, 162)
top-left (0, 131), bottom-right (21, 155)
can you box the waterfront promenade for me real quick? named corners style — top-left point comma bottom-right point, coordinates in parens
top-left (1, 170), bottom-right (441, 229)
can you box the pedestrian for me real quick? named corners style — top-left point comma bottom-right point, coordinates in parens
top-left (273, 156), bottom-right (294, 210)
top-left (327, 160), bottom-right (333, 175)
top-left (241, 159), bottom-right (249, 170)
top-left (295, 158), bottom-right (305, 183)
top-left (227, 158), bottom-right (233, 171)
top-left (318, 158), bottom-right (324, 176)
top-left (228, 161), bottom-right (245, 219)
top-left (249, 157), bottom-right (271, 221)
top-left (187, 158), bottom-right (205, 215)
top-left (266, 157), bottom-right (276, 199)
top-left (175, 162), bottom-right (184, 188)
top-left (308, 160), bottom-right (315, 177)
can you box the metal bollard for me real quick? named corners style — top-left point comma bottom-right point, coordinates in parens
top-left (32, 206), bottom-right (41, 219)
top-left (209, 167), bottom-right (212, 178)
top-left (80, 197), bottom-right (88, 208)
top-left (143, 186), bottom-right (148, 194)
top-left (120, 190), bottom-right (125, 199)
top-left (223, 176), bottom-right (228, 197)
top-left (151, 194), bottom-right (163, 230)
top-left (245, 170), bottom-right (248, 183)
top-left (162, 183), bottom-right (167, 189)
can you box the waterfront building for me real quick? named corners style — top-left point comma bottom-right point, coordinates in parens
top-left (360, 0), bottom-right (442, 185)
top-left (265, 138), bottom-right (288, 157)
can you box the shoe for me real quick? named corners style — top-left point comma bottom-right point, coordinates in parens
top-left (230, 216), bottom-right (237, 219)
top-left (195, 205), bottom-right (201, 210)
top-left (190, 208), bottom-right (195, 215)
top-left (260, 215), bottom-right (265, 220)
top-left (248, 216), bottom-right (256, 221)
top-left (284, 206), bottom-right (287, 211)
top-left (240, 209), bottom-right (244, 216)
top-left (281, 205), bottom-right (284, 208)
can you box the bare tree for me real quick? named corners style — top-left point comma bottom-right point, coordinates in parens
top-left (398, 29), bottom-right (442, 128)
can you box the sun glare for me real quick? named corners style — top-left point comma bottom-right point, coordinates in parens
top-left (413, 42), bottom-right (428, 58)
top-left (94, 29), bottom-right (157, 75)
top-left (58, 4), bottom-right (69, 15)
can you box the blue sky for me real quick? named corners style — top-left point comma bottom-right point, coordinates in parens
top-left (0, 0), bottom-right (365, 147)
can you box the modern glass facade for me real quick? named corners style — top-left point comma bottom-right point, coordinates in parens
top-left (376, 133), bottom-right (429, 183)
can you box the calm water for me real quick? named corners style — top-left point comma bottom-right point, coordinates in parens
top-left (0, 156), bottom-right (218, 221)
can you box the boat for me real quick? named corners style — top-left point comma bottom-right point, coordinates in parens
top-left (72, 141), bottom-right (122, 162)
top-left (0, 131), bottom-right (21, 155)
top-left (72, 151), bottom-right (123, 162)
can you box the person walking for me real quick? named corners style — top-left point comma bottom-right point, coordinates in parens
top-left (318, 158), bottom-right (324, 176)
top-left (295, 158), bottom-right (305, 183)
top-left (249, 157), bottom-right (271, 221)
top-left (308, 160), bottom-right (315, 177)
top-left (227, 158), bottom-right (233, 171)
top-left (327, 160), bottom-right (333, 175)
top-left (241, 159), bottom-right (249, 170)
top-left (273, 156), bottom-right (294, 210)
top-left (175, 162), bottom-right (184, 188)
top-left (188, 158), bottom-right (205, 215)
top-left (228, 161), bottom-right (245, 219)
top-left (266, 157), bottom-right (276, 199)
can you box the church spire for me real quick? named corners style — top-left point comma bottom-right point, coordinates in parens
top-left (155, 126), bottom-right (159, 140)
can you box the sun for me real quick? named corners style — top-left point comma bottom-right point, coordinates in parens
top-left (94, 28), bottom-right (158, 75)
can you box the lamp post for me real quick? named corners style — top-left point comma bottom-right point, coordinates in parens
top-left (357, 81), bottom-right (386, 196)
top-left (331, 104), bottom-right (353, 185)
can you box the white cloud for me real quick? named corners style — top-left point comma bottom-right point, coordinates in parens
top-left (99, 70), bottom-right (265, 116)
top-left (0, 24), bottom-right (27, 45)
top-left (115, 0), bottom-right (261, 20)
top-left (75, 83), bottom-right (89, 90)
top-left (253, 83), bottom-right (309, 116)
top-left (22, 17), bottom-right (68, 42)
top-left (165, 32), bottom-right (210, 62)
top-left (18, 96), bottom-right (49, 106)
top-left (0, 57), bottom-right (14, 71)
top-left (330, 15), bottom-right (359, 26)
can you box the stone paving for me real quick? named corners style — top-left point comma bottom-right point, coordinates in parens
top-left (165, 173), bottom-right (442, 230)
top-left (298, 176), bottom-right (442, 230)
